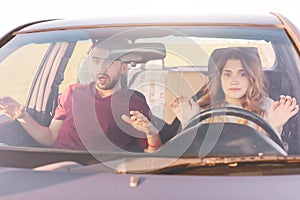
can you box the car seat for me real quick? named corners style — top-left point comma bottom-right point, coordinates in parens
top-left (192, 46), bottom-right (288, 102)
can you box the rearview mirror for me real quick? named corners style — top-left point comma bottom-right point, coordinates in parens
top-left (109, 43), bottom-right (166, 66)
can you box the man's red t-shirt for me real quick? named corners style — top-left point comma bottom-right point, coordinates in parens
top-left (53, 83), bottom-right (150, 151)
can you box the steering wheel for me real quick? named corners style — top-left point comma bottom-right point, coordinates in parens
top-left (183, 107), bottom-right (286, 151)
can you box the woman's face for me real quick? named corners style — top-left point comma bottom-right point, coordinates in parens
top-left (221, 59), bottom-right (250, 105)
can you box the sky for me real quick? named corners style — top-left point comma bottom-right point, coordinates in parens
top-left (0, 0), bottom-right (300, 37)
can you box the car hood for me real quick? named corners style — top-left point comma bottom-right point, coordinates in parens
top-left (0, 167), bottom-right (300, 200)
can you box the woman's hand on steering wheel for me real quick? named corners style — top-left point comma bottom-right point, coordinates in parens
top-left (182, 107), bottom-right (286, 151)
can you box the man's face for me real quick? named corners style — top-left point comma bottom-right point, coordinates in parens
top-left (90, 47), bottom-right (126, 90)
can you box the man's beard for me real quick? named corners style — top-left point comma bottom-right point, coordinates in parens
top-left (96, 76), bottom-right (120, 90)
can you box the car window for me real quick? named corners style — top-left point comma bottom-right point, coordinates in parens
top-left (0, 43), bottom-right (49, 121)
top-left (138, 37), bottom-right (275, 69)
top-left (60, 40), bottom-right (92, 93)
top-left (0, 25), bottom-right (299, 155)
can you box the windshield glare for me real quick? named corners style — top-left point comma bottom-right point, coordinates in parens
top-left (0, 25), bottom-right (299, 169)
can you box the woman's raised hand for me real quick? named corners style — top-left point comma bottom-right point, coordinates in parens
top-left (268, 95), bottom-right (299, 134)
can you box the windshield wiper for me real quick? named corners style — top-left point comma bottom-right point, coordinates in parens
top-left (116, 155), bottom-right (300, 175)
top-left (150, 155), bottom-right (300, 175)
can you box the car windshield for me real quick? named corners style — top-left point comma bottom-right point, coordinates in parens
top-left (1, 24), bottom-right (300, 174)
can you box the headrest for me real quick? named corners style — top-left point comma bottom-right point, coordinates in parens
top-left (208, 47), bottom-right (259, 75)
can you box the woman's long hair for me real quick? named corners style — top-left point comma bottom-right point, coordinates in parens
top-left (198, 47), bottom-right (269, 116)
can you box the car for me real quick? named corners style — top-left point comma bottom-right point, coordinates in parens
top-left (0, 12), bottom-right (300, 199)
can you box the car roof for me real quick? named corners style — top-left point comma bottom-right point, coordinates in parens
top-left (15, 13), bottom-right (284, 34)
